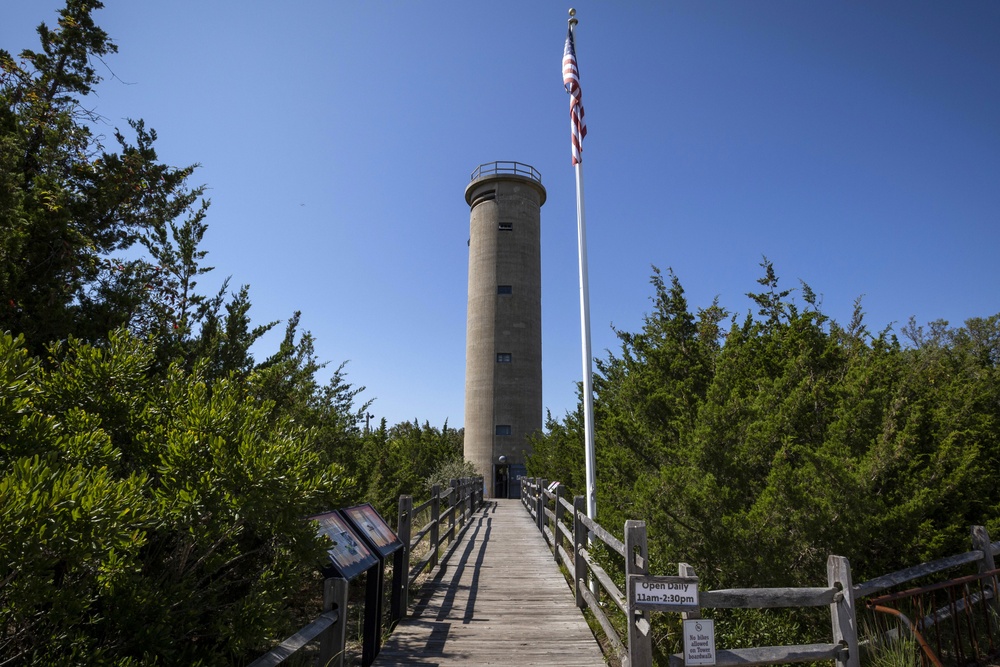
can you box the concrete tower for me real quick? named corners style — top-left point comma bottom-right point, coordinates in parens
top-left (464, 162), bottom-right (546, 499)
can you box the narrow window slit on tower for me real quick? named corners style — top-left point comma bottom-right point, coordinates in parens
top-left (497, 285), bottom-right (512, 294)
top-left (496, 353), bottom-right (512, 363)
top-left (495, 425), bottom-right (512, 436)
top-left (498, 222), bottom-right (513, 231)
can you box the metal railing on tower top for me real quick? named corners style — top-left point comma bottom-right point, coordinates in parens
top-left (469, 161), bottom-right (541, 184)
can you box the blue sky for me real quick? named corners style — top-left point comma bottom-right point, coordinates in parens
top-left (4, 2), bottom-right (999, 429)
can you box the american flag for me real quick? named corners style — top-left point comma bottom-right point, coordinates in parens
top-left (563, 26), bottom-right (587, 165)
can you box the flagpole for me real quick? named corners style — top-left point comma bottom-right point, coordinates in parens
top-left (575, 158), bottom-right (597, 525)
top-left (568, 9), bottom-right (598, 525)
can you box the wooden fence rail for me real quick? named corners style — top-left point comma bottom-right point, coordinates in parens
top-left (521, 477), bottom-right (1000, 667)
top-left (248, 578), bottom-right (348, 667)
top-left (392, 477), bottom-right (484, 624)
top-left (249, 477), bottom-right (484, 667)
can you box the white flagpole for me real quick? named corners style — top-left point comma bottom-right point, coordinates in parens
top-left (568, 10), bottom-right (597, 525)
top-left (575, 158), bottom-right (597, 525)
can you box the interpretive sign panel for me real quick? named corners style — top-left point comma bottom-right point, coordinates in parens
top-left (683, 619), bottom-right (716, 666)
top-left (308, 510), bottom-right (378, 580)
top-left (342, 503), bottom-right (403, 558)
top-left (629, 575), bottom-right (700, 612)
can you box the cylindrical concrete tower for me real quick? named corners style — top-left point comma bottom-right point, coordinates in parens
top-left (464, 162), bottom-right (546, 499)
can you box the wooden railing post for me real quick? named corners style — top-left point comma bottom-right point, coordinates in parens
top-left (625, 520), bottom-right (653, 667)
top-left (971, 525), bottom-right (999, 632)
top-left (828, 555), bottom-right (860, 667)
top-left (971, 524), bottom-right (997, 572)
top-left (465, 477), bottom-right (474, 519)
top-left (573, 495), bottom-right (587, 609)
top-left (536, 478), bottom-right (547, 534)
top-left (392, 495), bottom-right (412, 622)
top-left (449, 478), bottom-right (459, 537)
top-left (319, 577), bottom-right (349, 667)
top-left (678, 562), bottom-right (701, 619)
top-left (430, 484), bottom-right (441, 569)
top-left (553, 484), bottom-right (565, 563)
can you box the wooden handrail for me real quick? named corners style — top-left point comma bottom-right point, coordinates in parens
top-left (251, 477), bottom-right (484, 667)
top-left (579, 545), bottom-right (627, 615)
top-left (854, 548), bottom-right (985, 598)
top-left (519, 477), bottom-right (998, 667)
top-left (248, 610), bottom-right (340, 667)
top-left (249, 577), bottom-right (349, 667)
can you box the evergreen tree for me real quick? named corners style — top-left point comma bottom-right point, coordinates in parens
top-left (529, 261), bottom-right (1000, 654)
top-left (0, 2), bottom-right (207, 350)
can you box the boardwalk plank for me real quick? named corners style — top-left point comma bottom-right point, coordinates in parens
top-left (373, 499), bottom-right (606, 666)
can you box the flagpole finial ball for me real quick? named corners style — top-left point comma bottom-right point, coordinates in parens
top-left (569, 8), bottom-right (576, 17)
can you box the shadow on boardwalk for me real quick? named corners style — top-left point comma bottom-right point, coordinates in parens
top-left (373, 499), bottom-right (606, 666)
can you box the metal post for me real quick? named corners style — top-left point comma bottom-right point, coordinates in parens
top-left (391, 495), bottom-right (412, 623)
top-left (566, 11), bottom-right (598, 529)
top-left (362, 564), bottom-right (380, 667)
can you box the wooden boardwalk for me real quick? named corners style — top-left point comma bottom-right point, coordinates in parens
top-left (373, 499), bottom-right (606, 666)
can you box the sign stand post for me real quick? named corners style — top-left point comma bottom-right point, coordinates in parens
top-left (362, 564), bottom-right (382, 666)
top-left (341, 503), bottom-right (405, 667)
top-left (308, 505), bottom-right (403, 667)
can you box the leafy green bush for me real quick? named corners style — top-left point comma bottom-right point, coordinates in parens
top-left (0, 4), bottom-right (400, 662)
top-left (529, 262), bottom-right (1000, 655)
top-left (425, 457), bottom-right (479, 493)
top-left (0, 331), bottom-right (354, 664)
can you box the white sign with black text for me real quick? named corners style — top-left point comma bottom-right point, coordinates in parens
top-left (630, 575), bottom-right (699, 612)
top-left (683, 619), bottom-right (716, 666)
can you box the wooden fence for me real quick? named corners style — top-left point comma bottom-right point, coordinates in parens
top-left (521, 477), bottom-right (1000, 667)
top-left (249, 477), bottom-right (484, 667)
top-left (391, 477), bottom-right (484, 624)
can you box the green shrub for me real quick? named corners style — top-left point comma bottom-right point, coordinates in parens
top-left (0, 331), bottom-right (353, 664)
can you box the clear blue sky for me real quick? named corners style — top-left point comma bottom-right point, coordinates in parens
top-left (5, 2), bottom-right (999, 429)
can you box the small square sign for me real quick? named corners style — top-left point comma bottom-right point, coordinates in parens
top-left (342, 503), bottom-right (403, 557)
top-left (308, 510), bottom-right (378, 580)
top-left (683, 618), bottom-right (716, 666)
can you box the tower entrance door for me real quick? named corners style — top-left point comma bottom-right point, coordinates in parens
top-left (494, 465), bottom-right (509, 499)
top-left (492, 464), bottom-right (526, 499)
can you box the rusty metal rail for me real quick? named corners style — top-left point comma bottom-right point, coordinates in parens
top-left (866, 568), bottom-right (1000, 666)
